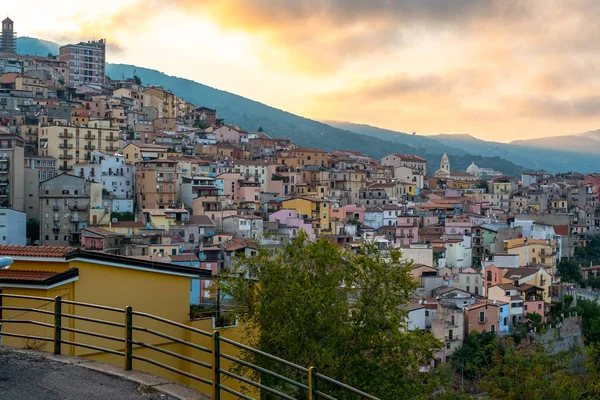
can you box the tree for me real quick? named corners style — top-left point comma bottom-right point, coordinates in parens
top-left (218, 233), bottom-right (441, 399)
top-left (26, 218), bottom-right (40, 245)
top-left (475, 180), bottom-right (489, 193)
top-left (557, 259), bottom-right (582, 283)
top-left (257, 126), bottom-right (264, 132)
top-left (133, 75), bottom-right (142, 85)
top-left (452, 331), bottom-right (499, 381)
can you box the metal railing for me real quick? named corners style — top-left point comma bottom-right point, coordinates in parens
top-left (0, 293), bottom-right (379, 400)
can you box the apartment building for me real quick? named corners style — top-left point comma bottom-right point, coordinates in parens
top-left (277, 148), bottom-right (330, 168)
top-left (39, 174), bottom-right (103, 246)
top-left (123, 141), bottom-right (168, 164)
top-left (0, 134), bottom-right (24, 211)
top-left (38, 119), bottom-right (120, 172)
top-left (59, 39), bottom-right (106, 87)
top-left (135, 160), bottom-right (179, 209)
top-left (74, 151), bottom-right (135, 212)
top-left (23, 155), bottom-right (57, 220)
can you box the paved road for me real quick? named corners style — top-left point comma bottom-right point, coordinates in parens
top-left (0, 350), bottom-right (175, 400)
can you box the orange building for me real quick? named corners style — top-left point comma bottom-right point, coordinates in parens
top-left (276, 147), bottom-right (330, 168)
top-left (135, 160), bottom-right (179, 209)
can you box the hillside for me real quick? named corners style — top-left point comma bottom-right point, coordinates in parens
top-left (16, 37), bottom-right (524, 176)
top-left (512, 129), bottom-right (600, 154)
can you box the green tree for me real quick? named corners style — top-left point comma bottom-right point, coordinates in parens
top-left (110, 211), bottom-right (136, 222)
top-left (557, 259), bottom-right (582, 283)
top-left (218, 233), bottom-right (441, 399)
top-left (133, 75), bottom-right (142, 85)
top-left (475, 180), bottom-right (489, 193)
top-left (452, 331), bottom-right (499, 380)
top-left (26, 218), bottom-right (40, 245)
top-left (575, 299), bottom-right (600, 345)
top-left (480, 341), bottom-right (583, 400)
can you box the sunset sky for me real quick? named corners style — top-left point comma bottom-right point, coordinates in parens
top-left (6, 1), bottom-right (600, 142)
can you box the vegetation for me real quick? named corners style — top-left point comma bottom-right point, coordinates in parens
top-left (110, 212), bottom-right (136, 222)
top-left (217, 232), bottom-right (441, 399)
top-left (26, 218), bottom-right (39, 245)
top-left (133, 75), bottom-right (142, 85)
top-left (475, 180), bottom-right (489, 193)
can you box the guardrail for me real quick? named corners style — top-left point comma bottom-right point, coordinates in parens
top-left (0, 293), bottom-right (379, 400)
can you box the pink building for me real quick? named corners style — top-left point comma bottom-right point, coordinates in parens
top-left (330, 205), bottom-right (366, 223)
top-left (396, 215), bottom-right (419, 246)
top-left (523, 300), bottom-right (545, 320)
top-left (214, 125), bottom-right (248, 143)
top-left (445, 215), bottom-right (473, 235)
top-left (80, 227), bottom-right (124, 252)
top-left (269, 209), bottom-right (316, 240)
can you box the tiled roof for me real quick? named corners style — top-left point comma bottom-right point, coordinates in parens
top-left (0, 245), bottom-right (75, 258)
top-left (170, 254), bottom-right (200, 262)
top-left (81, 227), bottom-right (123, 237)
top-left (0, 270), bottom-right (57, 281)
top-left (392, 154), bottom-right (427, 162)
top-left (189, 215), bottom-right (215, 226)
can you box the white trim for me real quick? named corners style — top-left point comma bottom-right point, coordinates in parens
top-left (0, 277), bottom-right (78, 290)
top-left (69, 257), bottom-right (198, 278)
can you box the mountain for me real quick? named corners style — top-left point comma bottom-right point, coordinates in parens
top-left (16, 37), bottom-right (525, 176)
top-left (430, 134), bottom-right (599, 173)
top-left (331, 120), bottom-right (600, 174)
top-left (511, 129), bottom-right (600, 154)
top-left (17, 36), bottom-right (60, 56)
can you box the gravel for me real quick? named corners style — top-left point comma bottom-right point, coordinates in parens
top-left (0, 350), bottom-right (176, 400)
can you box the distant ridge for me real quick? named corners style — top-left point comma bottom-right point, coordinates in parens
top-left (17, 37), bottom-right (525, 176)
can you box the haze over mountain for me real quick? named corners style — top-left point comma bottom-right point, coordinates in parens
top-left (511, 129), bottom-right (600, 154)
top-left (328, 122), bottom-right (600, 174)
top-left (17, 37), bottom-right (525, 176)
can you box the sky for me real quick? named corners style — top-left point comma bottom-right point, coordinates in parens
top-left (6, 0), bottom-right (600, 142)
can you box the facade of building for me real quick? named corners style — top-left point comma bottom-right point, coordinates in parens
top-left (59, 39), bottom-right (106, 87)
top-left (135, 160), bottom-right (179, 209)
top-left (38, 120), bottom-right (120, 172)
top-left (0, 208), bottom-right (26, 245)
top-left (39, 174), bottom-right (103, 246)
top-left (0, 134), bottom-right (24, 211)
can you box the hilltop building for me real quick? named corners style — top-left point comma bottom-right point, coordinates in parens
top-left (0, 17), bottom-right (16, 54)
top-left (59, 39), bottom-right (106, 87)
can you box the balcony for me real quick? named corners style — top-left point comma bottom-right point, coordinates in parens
top-left (69, 204), bottom-right (87, 211)
top-left (156, 176), bottom-right (175, 182)
top-left (105, 146), bottom-right (117, 152)
top-left (84, 134), bottom-right (96, 140)
top-left (84, 144), bottom-right (96, 150)
top-left (59, 132), bottom-right (74, 139)
top-left (445, 335), bottom-right (460, 342)
top-left (52, 228), bottom-right (60, 234)
top-left (58, 143), bottom-right (73, 149)
top-left (0, 179), bottom-right (8, 186)
top-left (59, 165), bottom-right (73, 171)
top-left (0, 166), bottom-right (8, 174)
top-left (0, 191), bottom-right (8, 197)
top-left (52, 205), bottom-right (60, 211)
top-left (59, 154), bottom-right (73, 160)
top-left (105, 135), bottom-right (118, 142)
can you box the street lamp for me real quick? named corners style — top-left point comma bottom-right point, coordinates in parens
top-left (0, 257), bottom-right (13, 269)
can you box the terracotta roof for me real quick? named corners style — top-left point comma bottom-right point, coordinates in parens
top-left (223, 238), bottom-right (258, 251)
top-left (126, 141), bottom-right (168, 149)
top-left (81, 227), bottom-right (123, 237)
top-left (0, 245), bottom-right (75, 258)
top-left (0, 268), bottom-right (79, 287)
top-left (0, 270), bottom-right (57, 281)
top-left (392, 154), bottom-right (427, 162)
top-left (554, 225), bottom-right (569, 235)
top-left (189, 215), bottom-right (215, 226)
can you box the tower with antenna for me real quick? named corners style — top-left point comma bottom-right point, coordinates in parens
top-left (0, 17), bottom-right (17, 54)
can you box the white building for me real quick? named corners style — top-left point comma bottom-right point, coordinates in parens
top-left (0, 208), bottom-right (26, 245)
top-left (222, 215), bottom-right (264, 239)
top-left (405, 303), bottom-right (427, 331)
top-left (73, 151), bottom-right (134, 212)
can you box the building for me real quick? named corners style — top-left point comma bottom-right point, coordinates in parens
top-left (39, 174), bottom-right (104, 246)
top-left (38, 119), bottom-right (120, 172)
top-left (135, 160), bottom-right (178, 209)
top-left (122, 141), bottom-right (168, 164)
top-left (0, 18), bottom-right (16, 54)
top-left (465, 301), bottom-right (507, 336)
top-left (0, 208), bottom-right (26, 244)
top-left (74, 151), bottom-right (135, 212)
top-left (23, 155), bottom-right (57, 221)
top-left (59, 39), bottom-right (106, 87)
top-left (0, 134), bottom-right (24, 211)
top-left (277, 148), bottom-right (330, 168)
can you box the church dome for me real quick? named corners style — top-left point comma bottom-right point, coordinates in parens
top-left (466, 161), bottom-right (480, 175)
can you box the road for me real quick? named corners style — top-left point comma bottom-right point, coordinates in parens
top-left (0, 350), bottom-right (175, 400)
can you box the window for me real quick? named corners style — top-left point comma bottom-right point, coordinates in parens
top-left (479, 311), bottom-right (485, 323)
top-left (538, 304), bottom-right (542, 310)
top-left (491, 324), bottom-right (496, 332)
top-left (45, 235), bottom-right (49, 240)
top-left (425, 310), bottom-right (429, 317)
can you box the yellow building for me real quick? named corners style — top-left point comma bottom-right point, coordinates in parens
top-left (504, 238), bottom-right (557, 273)
top-left (144, 87), bottom-right (177, 119)
top-left (492, 178), bottom-right (513, 195)
top-left (277, 148), bottom-right (330, 168)
top-left (39, 119), bottom-right (120, 172)
top-left (0, 246), bottom-right (250, 399)
top-left (551, 199), bottom-right (568, 213)
top-left (122, 141), bottom-right (168, 165)
top-left (281, 197), bottom-right (332, 233)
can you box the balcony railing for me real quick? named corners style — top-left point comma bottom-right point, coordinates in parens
top-left (105, 135), bottom-right (119, 142)
top-left (52, 205), bottom-right (60, 211)
top-left (58, 143), bottom-right (73, 149)
top-left (84, 134), bottom-right (96, 140)
top-left (59, 132), bottom-right (74, 138)
top-left (105, 146), bottom-right (117, 152)
top-left (59, 165), bottom-right (73, 171)
top-left (84, 144), bottom-right (96, 150)
top-left (68, 204), bottom-right (86, 211)
top-left (59, 154), bottom-right (73, 160)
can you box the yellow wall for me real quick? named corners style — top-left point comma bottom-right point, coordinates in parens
top-left (281, 198), bottom-right (331, 232)
top-left (1, 258), bottom-right (254, 399)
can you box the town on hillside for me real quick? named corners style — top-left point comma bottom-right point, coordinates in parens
top-left (0, 20), bottom-right (599, 369)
